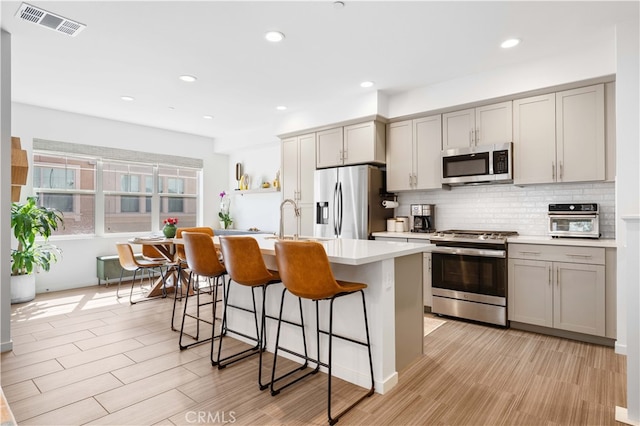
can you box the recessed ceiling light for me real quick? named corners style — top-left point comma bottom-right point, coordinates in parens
top-left (120, 96), bottom-right (135, 101)
top-left (276, 105), bottom-right (287, 111)
top-left (168, 106), bottom-right (175, 110)
top-left (179, 75), bottom-right (198, 82)
top-left (360, 81), bottom-right (375, 88)
top-left (265, 31), bottom-right (285, 42)
top-left (203, 115), bottom-right (213, 120)
top-left (333, 1), bottom-right (346, 8)
top-left (500, 38), bottom-right (521, 49)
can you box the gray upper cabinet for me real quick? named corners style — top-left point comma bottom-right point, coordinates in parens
top-left (513, 93), bottom-right (557, 185)
top-left (386, 115), bottom-right (442, 192)
top-left (556, 84), bottom-right (605, 183)
top-left (442, 101), bottom-right (512, 149)
top-left (514, 84), bottom-right (605, 185)
top-left (316, 121), bottom-right (385, 169)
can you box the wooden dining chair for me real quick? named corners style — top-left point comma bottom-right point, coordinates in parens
top-left (115, 243), bottom-right (168, 304)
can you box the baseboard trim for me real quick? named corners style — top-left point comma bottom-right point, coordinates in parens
top-left (616, 406), bottom-right (640, 426)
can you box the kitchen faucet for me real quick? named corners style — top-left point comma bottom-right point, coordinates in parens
top-left (279, 198), bottom-right (300, 239)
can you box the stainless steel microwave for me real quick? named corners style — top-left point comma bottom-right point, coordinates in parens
top-left (441, 142), bottom-right (513, 185)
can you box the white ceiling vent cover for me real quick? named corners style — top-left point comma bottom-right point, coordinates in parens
top-left (15, 3), bottom-right (86, 37)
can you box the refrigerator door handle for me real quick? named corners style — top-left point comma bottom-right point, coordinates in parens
top-left (338, 182), bottom-right (343, 236)
top-left (333, 182), bottom-right (339, 236)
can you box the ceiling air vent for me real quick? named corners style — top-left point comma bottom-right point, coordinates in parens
top-left (15, 3), bottom-right (86, 37)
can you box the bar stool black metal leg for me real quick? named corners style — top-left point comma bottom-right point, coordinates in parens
top-left (258, 284), bottom-right (270, 390)
top-left (215, 281), bottom-right (262, 368)
top-left (270, 289), bottom-right (317, 396)
top-left (327, 290), bottom-right (375, 425)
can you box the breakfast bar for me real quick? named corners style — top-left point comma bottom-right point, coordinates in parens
top-left (220, 234), bottom-right (432, 394)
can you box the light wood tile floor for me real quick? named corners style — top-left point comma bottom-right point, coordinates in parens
top-left (1, 284), bottom-right (627, 425)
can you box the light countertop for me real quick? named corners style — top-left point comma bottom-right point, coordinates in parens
top-left (372, 231), bottom-right (616, 248)
top-left (507, 235), bottom-right (617, 248)
top-left (248, 234), bottom-right (432, 265)
top-left (371, 231), bottom-right (433, 240)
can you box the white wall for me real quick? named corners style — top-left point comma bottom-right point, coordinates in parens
top-left (613, 16), bottom-right (640, 423)
top-left (386, 35), bottom-right (615, 118)
top-left (10, 103), bottom-right (229, 293)
top-left (1, 29), bottom-right (13, 352)
top-left (226, 142), bottom-right (282, 233)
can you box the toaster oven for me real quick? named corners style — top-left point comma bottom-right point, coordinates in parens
top-left (548, 203), bottom-right (600, 238)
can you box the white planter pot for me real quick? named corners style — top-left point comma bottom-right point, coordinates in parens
top-left (11, 274), bottom-right (36, 304)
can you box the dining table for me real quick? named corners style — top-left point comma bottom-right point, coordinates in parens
top-left (127, 236), bottom-right (188, 298)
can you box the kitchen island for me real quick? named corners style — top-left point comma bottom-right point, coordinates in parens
top-left (221, 234), bottom-right (433, 394)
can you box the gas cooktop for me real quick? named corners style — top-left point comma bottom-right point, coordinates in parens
top-left (430, 229), bottom-right (519, 244)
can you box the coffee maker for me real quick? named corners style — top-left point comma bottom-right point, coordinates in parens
top-left (410, 204), bottom-right (435, 233)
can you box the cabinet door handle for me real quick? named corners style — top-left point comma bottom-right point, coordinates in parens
top-left (559, 161), bottom-right (563, 180)
top-left (409, 173), bottom-right (413, 187)
top-left (520, 251), bottom-right (541, 256)
top-left (412, 174), bottom-right (417, 186)
top-left (469, 130), bottom-right (473, 145)
top-left (475, 129), bottom-right (479, 145)
top-left (548, 266), bottom-right (552, 286)
top-left (552, 162), bottom-right (556, 180)
top-left (566, 254), bottom-right (592, 259)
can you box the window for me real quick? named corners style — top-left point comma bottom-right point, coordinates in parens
top-left (32, 141), bottom-right (203, 236)
top-left (103, 162), bottom-right (153, 233)
top-left (33, 153), bottom-right (96, 235)
top-left (159, 166), bottom-right (197, 227)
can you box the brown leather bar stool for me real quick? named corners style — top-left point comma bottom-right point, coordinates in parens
top-left (216, 236), bottom-right (282, 389)
top-left (179, 232), bottom-right (226, 350)
top-left (272, 240), bottom-right (375, 425)
top-left (172, 227), bottom-right (216, 331)
top-left (115, 243), bottom-right (168, 304)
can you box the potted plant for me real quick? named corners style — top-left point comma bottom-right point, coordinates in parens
top-left (10, 196), bottom-right (64, 303)
top-left (218, 191), bottom-right (233, 229)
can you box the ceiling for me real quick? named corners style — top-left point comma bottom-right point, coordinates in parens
top-left (0, 1), bottom-right (636, 151)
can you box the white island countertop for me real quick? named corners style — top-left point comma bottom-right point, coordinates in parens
top-left (248, 234), bottom-right (432, 265)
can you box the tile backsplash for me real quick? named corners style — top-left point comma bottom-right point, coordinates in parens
top-left (396, 181), bottom-right (615, 239)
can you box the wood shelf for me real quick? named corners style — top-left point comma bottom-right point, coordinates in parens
top-left (233, 187), bottom-right (280, 195)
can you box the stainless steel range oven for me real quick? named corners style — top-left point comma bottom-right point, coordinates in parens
top-left (429, 230), bottom-right (518, 326)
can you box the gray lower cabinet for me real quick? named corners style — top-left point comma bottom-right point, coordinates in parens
top-left (508, 244), bottom-right (606, 337)
top-left (375, 236), bottom-right (432, 308)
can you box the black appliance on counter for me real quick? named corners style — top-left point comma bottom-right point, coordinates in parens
top-left (429, 230), bottom-right (518, 326)
top-left (410, 204), bottom-right (435, 232)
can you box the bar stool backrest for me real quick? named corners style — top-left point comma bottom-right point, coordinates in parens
top-left (116, 243), bottom-right (142, 271)
top-left (182, 232), bottom-right (225, 278)
top-left (274, 240), bottom-right (341, 300)
top-left (176, 227), bottom-right (214, 262)
top-left (219, 236), bottom-right (274, 286)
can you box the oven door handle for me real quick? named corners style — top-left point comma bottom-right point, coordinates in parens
top-left (431, 246), bottom-right (506, 258)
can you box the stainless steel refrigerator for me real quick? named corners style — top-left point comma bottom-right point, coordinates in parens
top-left (314, 165), bottom-right (392, 239)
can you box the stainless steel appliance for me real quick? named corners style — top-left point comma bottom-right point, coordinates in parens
top-left (429, 230), bottom-right (518, 326)
top-left (548, 203), bottom-right (600, 238)
top-left (410, 204), bottom-right (435, 233)
top-left (441, 142), bottom-right (512, 185)
top-left (314, 165), bottom-right (392, 239)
